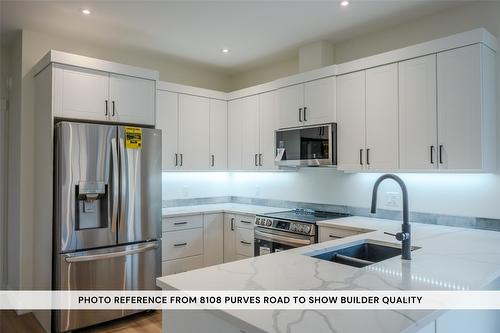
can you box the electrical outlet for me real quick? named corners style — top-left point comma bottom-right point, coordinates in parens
top-left (385, 192), bottom-right (401, 208)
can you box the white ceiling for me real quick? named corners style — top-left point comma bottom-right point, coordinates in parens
top-left (1, 0), bottom-right (470, 74)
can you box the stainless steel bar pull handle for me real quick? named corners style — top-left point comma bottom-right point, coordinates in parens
top-left (366, 148), bottom-right (370, 165)
top-left (64, 243), bottom-right (158, 263)
top-left (254, 154), bottom-right (258, 166)
top-left (211, 154), bottom-right (215, 167)
top-left (105, 100), bottom-right (109, 116)
top-left (359, 149), bottom-right (363, 165)
top-left (241, 220), bottom-right (252, 224)
top-left (240, 241), bottom-right (252, 245)
top-left (303, 107), bottom-right (307, 121)
top-left (111, 101), bottom-right (116, 116)
top-left (230, 218), bottom-right (235, 231)
top-left (259, 154), bottom-right (262, 166)
top-left (110, 138), bottom-right (119, 233)
top-left (329, 235), bottom-right (343, 239)
top-left (175, 153), bottom-right (178, 166)
top-left (173, 242), bottom-right (187, 247)
top-left (430, 146), bottom-right (435, 164)
top-left (180, 154), bottom-right (183, 166)
top-left (173, 221), bottom-right (187, 225)
top-left (299, 108), bottom-right (303, 122)
top-left (439, 145), bottom-right (444, 164)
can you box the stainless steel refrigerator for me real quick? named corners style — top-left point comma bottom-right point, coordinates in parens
top-left (53, 121), bottom-right (161, 332)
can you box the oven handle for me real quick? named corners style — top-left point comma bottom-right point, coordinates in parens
top-left (254, 230), bottom-right (312, 247)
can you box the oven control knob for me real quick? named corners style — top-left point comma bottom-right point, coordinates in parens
top-left (303, 225), bottom-right (311, 234)
top-left (255, 218), bottom-right (260, 224)
top-left (266, 219), bottom-right (272, 226)
top-left (290, 224), bottom-right (295, 232)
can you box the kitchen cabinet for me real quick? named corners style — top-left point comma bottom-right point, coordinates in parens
top-left (399, 54), bottom-right (438, 170)
top-left (278, 76), bottom-right (335, 128)
top-left (156, 90), bottom-right (178, 170)
top-left (203, 213), bottom-right (224, 267)
top-left (53, 64), bottom-right (155, 125)
top-left (365, 63), bottom-right (399, 170)
top-left (157, 90), bottom-right (227, 171)
top-left (337, 71), bottom-right (366, 171)
top-left (437, 44), bottom-right (496, 171)
top-left (223, 213), bottom-right (255, 263)
top-left (318, 225), bottom-right (374, 243)
top-left (337, 64), bottom-right (398, 171)
top-left (178, 94), bottom-right (210, 170)
top-left (108, 73), bottom-right (155, 125)
top-left (209, 99), bottom-right (228, 170)
top-left (227, 92), bottom-right (279, 170)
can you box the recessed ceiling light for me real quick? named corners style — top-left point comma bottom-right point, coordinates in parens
top-left (221, 48), bottom-right (230, 54)
top-left (81, 9), bottom-right (91, 15)
top-left (340, 1), bottom-right (349, 6)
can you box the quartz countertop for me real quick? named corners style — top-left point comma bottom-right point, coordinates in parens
top-left (157, 216), bottom-right (500, 333)
top-left (162, 203), bottom-right (285, 217)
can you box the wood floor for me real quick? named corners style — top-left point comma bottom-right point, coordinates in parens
top-left (0, 310), bottom-right (162, 333)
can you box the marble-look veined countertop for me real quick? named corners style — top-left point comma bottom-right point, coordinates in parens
top-left (162, 203), bottom-right (286, 218)
top-left (157, 216), bottom-right (500, 333)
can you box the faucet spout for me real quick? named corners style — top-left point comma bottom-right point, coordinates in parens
top-left (371, 174), bottom-right (411, 260)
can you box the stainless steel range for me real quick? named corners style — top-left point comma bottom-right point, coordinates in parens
top-left (254, 209), bottom-right (349, 256)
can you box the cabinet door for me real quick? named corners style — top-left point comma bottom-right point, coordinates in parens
top-left (278, 83), bottom-right (304, 128)
top-left (227, 99), bottom-right (243, 170)
top-left (156, 90), bottom-right (178, 170)
top-left (53, 65), bottom-right (109, 121)
top-left (437, 44), bottom-right (483, 170)
top-left (203, 213), bottom-right (223, 267)
top-left (304, 76), bottom-right (336, 125)
top-left (178, 94), bottom-right (210, 170)
top-left (366, 63), bottom-right (399, 170)
top-left (223, 214), bottom-right (237, 263)
top-left (209, 99), bottom-right (228, 170)
top-left (109, 73), bottom-right (155, 125)
top-left (259, 91), bottom-right (279, 170)
top-left (336, 71), bottom-right (366, 171)
top-left (241, 95), bottom-right (260, 170)
top-left (399, 55), bottom-right (438, 170)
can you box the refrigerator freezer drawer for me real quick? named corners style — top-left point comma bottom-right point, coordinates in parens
top-left (162, 229), bottom-right (203, 260)
top-left (55, 241), bottom-right (160, 332)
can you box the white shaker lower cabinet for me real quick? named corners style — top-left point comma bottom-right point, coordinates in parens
top-left (365, 63), bottom-right (399, 170)
top-left (203, 213), bottom-right (224, 266)
top-left (209, 99), bottom-right (228, 170)
top-left (437, 44), bottom-right (496, 172)
top-left (156, 90), bottom-right (179, 170)
top-left (223, 213), bottom-right (255, 263)
top-left (108, 73), bottom-right (155, 125)
top-left (399, 54), bottom-right (438, 170)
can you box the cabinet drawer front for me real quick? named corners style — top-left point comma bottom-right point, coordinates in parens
top-left (162, 229), bottom-right (203, 260)
top-left (236, 228), bottom-right (254, 257)
top-left (162, 255), bottom-right (204, 276)
top-left (235, 215), bottom-right (255, 229)
top-left (162, 214), bottom-right (203, 232)
top-left (318, 226), bottom-right (362, 242)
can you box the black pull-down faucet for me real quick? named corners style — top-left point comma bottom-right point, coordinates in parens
top-left (371, 174), bottom-right (412, 260)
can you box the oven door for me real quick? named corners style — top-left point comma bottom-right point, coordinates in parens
top-left (254, 228), bottom-right (314, 256)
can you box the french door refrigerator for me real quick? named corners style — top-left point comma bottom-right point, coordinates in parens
top-left (53, 121), bottom-right (161, 332)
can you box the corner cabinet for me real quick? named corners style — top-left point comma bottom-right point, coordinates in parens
top-left (156, 89), bottom-right (228, 171)
top-left (278, 76), bottom-right (336, 129)
top-left (53, 64), bottom-right (155, 125)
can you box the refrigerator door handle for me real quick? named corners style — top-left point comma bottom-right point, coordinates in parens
top-left (119, 136), bottom-right (127, 230)
top-left (111, 137), bottom-right (119, 233)
top-left (64, 242), bottom-right (159, 263)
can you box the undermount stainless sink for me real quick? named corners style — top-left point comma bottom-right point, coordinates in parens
top-left (307, 240), bottom-right (421, 268)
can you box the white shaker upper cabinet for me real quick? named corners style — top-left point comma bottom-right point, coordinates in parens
top-left (278, 83), bottom-right (304, 129)
top-left (399, 54), bottom-right (438, 170)
top-left (337, 71), bottom-right (366, 171)
top-left (178, 94), bottom-right (210, 170)
top-left (53, 65), bottom-right (109, 121)
top-left (259, 91), bottom-right (279, 170)
top-left (109, 73), bottom-right (155, 125)
top-left (365, 63), bottom-right (399, 170)
top-left (241, 95), bottom-right (260, 170)
top-left (437, 44), bottom-right (496, 172)
top-left (209, 99), bottom-right (228, 170)
top-left (156, 90), bottom-right (179, 170)
top-left (227, 99), bottom-right (244, 170)
top-left (303, 76), bottom-right (336, 126)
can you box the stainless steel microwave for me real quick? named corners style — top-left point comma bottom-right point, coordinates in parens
top-left (275, 123), bottom-right (337, 167)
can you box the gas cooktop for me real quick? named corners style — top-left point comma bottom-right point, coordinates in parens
top-left (259, 209), bottom-right (350, 224)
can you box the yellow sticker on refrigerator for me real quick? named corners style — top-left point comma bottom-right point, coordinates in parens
top-left (125, 127), bottom-right (142, 149)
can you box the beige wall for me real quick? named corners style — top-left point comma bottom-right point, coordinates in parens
top-left (22, 29), bottom-right (230, 92)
